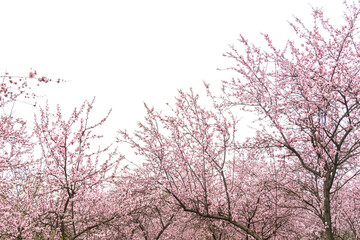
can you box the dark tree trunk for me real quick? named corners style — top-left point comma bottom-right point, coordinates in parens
top-left (323, 180), bottom-right (334, 240)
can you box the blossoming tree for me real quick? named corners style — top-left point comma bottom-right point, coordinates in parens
top-left (221, 1), bottom-right (360, 239)
top-left (120, 89), bottom-right (293, 239)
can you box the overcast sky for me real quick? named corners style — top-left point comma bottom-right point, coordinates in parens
top-left (0, 0), bottom-right (345, 154)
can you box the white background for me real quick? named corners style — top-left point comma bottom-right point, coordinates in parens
top-left (0, 0), bottom-right (345, 159)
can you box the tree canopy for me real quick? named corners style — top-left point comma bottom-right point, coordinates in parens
top-left (1, 1), bottom-right (360, 239)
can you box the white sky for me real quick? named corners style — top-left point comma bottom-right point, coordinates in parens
top-left (0, 0), bottom-right (345, 157)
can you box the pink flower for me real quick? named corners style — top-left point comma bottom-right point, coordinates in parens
top-left (29, 72), bottom-right (35, 78)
